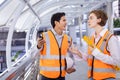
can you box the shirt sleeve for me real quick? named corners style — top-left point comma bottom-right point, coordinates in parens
top-left (67, 51), bottom-right (76, 68)
top-left (80, 39), bottom-right (89, 61)
top-left (37, 45), bottom-right (43, 51)
top-left (92, 36), bottom-right (120, 66)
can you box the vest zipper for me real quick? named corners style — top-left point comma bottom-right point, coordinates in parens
top-left (50, 30), bottom-right (64, 77)
top-left (91, 36), bottom-right (102, 78)
top-left (59, 48), bottom-right (62, 77)
top-left (91, 56), bottom-right (94, 78)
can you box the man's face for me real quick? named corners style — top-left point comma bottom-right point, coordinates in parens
top-left (56, 16), bottom-right (67, 31)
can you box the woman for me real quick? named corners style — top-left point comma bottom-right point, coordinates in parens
top-left (70, 10), bottom-right (120, 80)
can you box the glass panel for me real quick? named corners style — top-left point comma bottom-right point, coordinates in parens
top-left (11, 31), bottom-right (26, 63)
top-left (113, 0), bottom-right (119, 17)
top-left (28, 27), bottom-right (35, 50)
top-left (0, 27), bottom-right (8, 73)
top-left (22, 0), bottom-right (43, 12)
top-left (0, 0), bottom-right (20, 26)
top-left (0, 0), bottom-right (6, 6)
top-left (28, 21), bottom-right (39, 50)
top-left (29, 0), bottom-right (41, 5)
top-left (15, 11), bottom-right (36, 31)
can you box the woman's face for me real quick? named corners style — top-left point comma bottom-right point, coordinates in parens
top-left (88, 13), bottom-right (101, 28)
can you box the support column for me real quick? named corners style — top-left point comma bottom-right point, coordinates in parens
top-left (118, 0), bottom-right (120, 17)
top-left (68, 25), bottom-right (77, 44)
top-left (78, 16), bottom-right (83, 46)
top-left (106, 1), bottom-right (114, 33)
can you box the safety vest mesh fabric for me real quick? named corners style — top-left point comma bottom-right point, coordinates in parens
top-left (87, 31), bottom-right (115, 79)
top-left (40, 30), bottom-right (69, 78)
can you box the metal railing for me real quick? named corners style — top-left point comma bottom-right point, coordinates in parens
top-left (0, 46), bottom-right (40, 80)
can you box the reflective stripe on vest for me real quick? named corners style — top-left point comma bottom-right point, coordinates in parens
top-left (40, 55), bottom-right (65, 59)
top-left (88, 31), bottom-right (115, 79)
top-left (40, 32), bottom-right (65, 60)
top-left (68, 36), bottom-right (71, 43)
top-left (88, 66), bottom-right (115, 73)
top-left (40, 66), bottom-right (65, 71)
top-left (100, 31), bottom-right (112, 52)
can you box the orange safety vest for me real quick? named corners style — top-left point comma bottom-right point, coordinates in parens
top-left (88, 31), bottom-right (116, 80)
top-left (40, 30), bottom-right (71, 78)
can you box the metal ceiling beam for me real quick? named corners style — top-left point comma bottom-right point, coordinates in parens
top-left (20, 0), bottom-right (116, 28)
top-left (23, 0), bottom-right (41, 23)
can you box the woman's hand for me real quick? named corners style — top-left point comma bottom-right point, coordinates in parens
top-left (68, 45), bottom-right (82, 58)
top-left (88, 46), bottom-right (94, 52)
top-left (68, 45), bottom-right (79, 55)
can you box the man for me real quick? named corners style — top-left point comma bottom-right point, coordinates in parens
top-left (37, 12), bottom-right (75, 80)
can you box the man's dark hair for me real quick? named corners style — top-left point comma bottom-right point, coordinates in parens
top-left (51, 12), bottom-right (65, 28)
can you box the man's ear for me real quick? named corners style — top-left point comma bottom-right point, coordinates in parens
top-left (55, 21), bottom-right (58, 25)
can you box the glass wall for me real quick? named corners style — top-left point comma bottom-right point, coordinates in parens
top-left (11, 31), bottom-right (26, 63)
top-left (0, 27), bottom-right (8, 73)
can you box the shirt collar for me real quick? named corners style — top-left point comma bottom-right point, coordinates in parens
top-left (99, 28), bottom-right (108, 37)
top-left (51, 28), bottom-right (64, 37)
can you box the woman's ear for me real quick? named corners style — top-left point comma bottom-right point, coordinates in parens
top-left (97, 18), bottom-right (101, 23)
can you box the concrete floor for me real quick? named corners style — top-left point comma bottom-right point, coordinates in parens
top-left (66, 60), bottom-right (89, 80)
top-left (65, 40), bottom-right (120, 80)
top-left (66, 60), bottom-right (120, 80)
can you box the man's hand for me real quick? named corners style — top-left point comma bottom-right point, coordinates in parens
top-left (66, 67), bottom-right (76, 74)
top-left (37, 38), bottom-right (45, 49)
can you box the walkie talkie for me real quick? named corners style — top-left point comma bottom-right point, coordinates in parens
top-left (39, 33), bottom-right (43, 40)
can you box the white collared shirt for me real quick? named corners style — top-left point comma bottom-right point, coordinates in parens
top-left (90, 28), bottom-right (120, 66)
top-left (51, 29), bottom-right (64, 47)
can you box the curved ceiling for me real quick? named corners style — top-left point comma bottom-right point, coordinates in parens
top-left (0, 0), bottom-right (116, 31)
